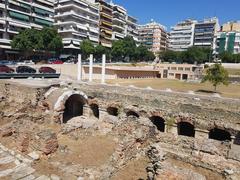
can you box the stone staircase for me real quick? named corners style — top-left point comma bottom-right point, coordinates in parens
top-left (0, 144), bottom-right (60, 180)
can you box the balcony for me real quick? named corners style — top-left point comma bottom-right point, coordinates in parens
top-left (34, 18), bottom-right (53, 27)
top-left (8, 11), bottom-right (30, 22)
top-left (55, 11), bottom-right (99, 24)
top-left (55, 4), bottom-right (98, 17)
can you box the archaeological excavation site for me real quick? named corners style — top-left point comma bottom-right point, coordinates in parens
top-left (0, 79), bottom-right (240, 180)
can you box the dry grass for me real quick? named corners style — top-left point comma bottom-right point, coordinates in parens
top-left (106, 78), bottom-right (240, 99)
top-left (226, 68), bottom-right (240, 76)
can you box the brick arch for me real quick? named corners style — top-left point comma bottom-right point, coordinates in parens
top-left (53, 90), bottom-right (88, 123)
top-left (176, 116), bottom-right (194, 125)
top-left (54, 90), bottom-right (88, 111)
top-left (125, 109), bottom-right (140, 118)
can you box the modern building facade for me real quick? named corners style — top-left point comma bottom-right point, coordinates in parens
top-left (126, 15), bottom-right (138, 42)
top-left (222, 21), bottom-right (240, 32)
top-left (138, 21), bottom-right (168, 54)
top-left (54, 0), bottom-right (100, 53)
top-left (0, 0), bottom-right (55, 59)
top-left (96, 0), bottom-right (112, 48)
top-left (194, 17), bottom-right (219, 48)
top-left (213, 32), bottom-right (240, 55)
top-left (111, 3), bottom-right (126, 41)
top-left (156, 63), bottom-right (204, 80)
top-left (169, 19), bottom-right (196, 51)
top-left (213, 21), bottom-right (240, 55)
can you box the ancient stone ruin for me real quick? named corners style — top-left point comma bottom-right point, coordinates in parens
top-left (0, 80), bottom-right (240, 179)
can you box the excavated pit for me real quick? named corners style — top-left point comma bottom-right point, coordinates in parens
top-left (0, 80), bottom-right (240, 179)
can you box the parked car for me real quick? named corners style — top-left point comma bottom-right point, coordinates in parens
top-left (16, 66), bottom-right (36, 73)
top-left (39, 67), bottom-right (56, 74)
top-left (52, 60), bottom-right (63, 64)
top-left (0, 65), bottom-right (14, 73)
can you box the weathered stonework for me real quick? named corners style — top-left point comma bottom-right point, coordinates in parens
top-left (0, 80), bottom-right (240, 179)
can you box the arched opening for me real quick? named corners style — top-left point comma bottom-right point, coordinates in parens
top-left (126, 110), bottom-right (139, 118)
top-left (107, 107), bottom-right (119, 116)
top-left (90, 103), bottom-right (99, 119)
top-left (177, 122), bottom-right (195, 137)
top-left (63, 94), bottom-right (86, 123)
top-left (209, 128), bottom-right (231, 142)
top-left (150, 116), bottom-right (165, 132)
top-left (234, 132), bottom-right (240, 145)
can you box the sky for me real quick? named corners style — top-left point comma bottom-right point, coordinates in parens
top-left (111, 0), bottom-right (240, 30)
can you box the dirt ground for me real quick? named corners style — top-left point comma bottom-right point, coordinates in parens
top-left (53, 134), bottom-right (117, 167)
top-left (107, 78), bottom-right (240, 98)
top-left (111, 157), bottom-right (149, 180)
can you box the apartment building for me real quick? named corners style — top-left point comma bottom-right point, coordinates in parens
top-left (194, 17), bottom-right (219, 48)
top-left (111, 3), bottom-right (126, 40)
top-left (213, 32), bottom-right (240, 55)
top-left (169, 19), bottom-right (196, 51)
top-left (222, 21), bottom-right (240, 32)
top-left (213, 21), bottom-right (240, 55)
top-left (96, 0), bottom-right (112, 48)
top-left (0, 0), bottom-right (54, 59)
top-left (126, 15), bottom-right (138, 42)
top-left (54, 0), bottom-right (100, 53)
top-left (138, 21), bottom-right (168, 54)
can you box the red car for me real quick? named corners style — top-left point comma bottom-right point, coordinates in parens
top-left (52, 60), bottom-right (63, 64)
top-left (0, 65), bottom-right (14, 73)
top-left (39, 67), bottom-right (56, 74)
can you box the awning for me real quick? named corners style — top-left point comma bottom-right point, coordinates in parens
top-left (89, 27), bottom-right (99, 33)
top-left (102, 21), bottom-right (111, 27)
top-left (20, 3), bottom-right (31, 10)
top-left (73, 41), bottom-right (80, 45)
top-left (76, 24), bottom-right (88, 31)
top-left (34, 7), bottom-right (53, 16)
top-left (34, 18), bottom-right (53, 26)
top-left (0, 19), bottom-right (5, 24)
top-left (89, 36), bottom-right (99, 42)
top-left (9, 11), bottom-right (30, 21)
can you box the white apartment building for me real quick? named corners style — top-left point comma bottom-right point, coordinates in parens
top-left (111, 3), bottom-right (126, 40)
top-left (54, 0), bottom-right (100, 52)
top-left (213, 32), bottom-right (240, 55)
top-left (169, 19), bottom-right (196, 51)
top-left (126, 15), bottom-right (138, 42)
top-left (0, 0), bottom-right (55, 59)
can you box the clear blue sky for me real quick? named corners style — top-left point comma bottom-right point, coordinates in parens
top-left (112, 0), bottom-right (240, 30)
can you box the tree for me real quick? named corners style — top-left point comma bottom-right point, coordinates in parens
top-left (159, 47), bottom-right (212, 64)
top-left (181, 47), bottom-right (212, 64)
top-left (80, 40), bottom-right (95, 59)
top-left (159, 50), bottom-right (180, 63)
top-left (94, 45), bottom-right (110, 60)
top-left (122, 36), bottom-right (136, 61)
top-left (111, 40), bottom-right (125, 62)
top-left (202, 63), bottom-right (229, 92)
top-left (11, 28), bottom-right (63, 58)
top-left (41, 27), bottom-right (63, 55)
top-left (11, 29), bottom-right (43, 57)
